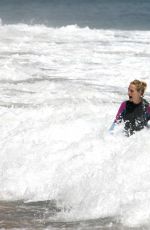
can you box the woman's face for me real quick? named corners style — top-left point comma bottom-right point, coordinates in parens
top-left (128, 84), bottom-right (142, 104)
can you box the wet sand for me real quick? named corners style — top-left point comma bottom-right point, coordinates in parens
top-left (0, 200), bottom-right (148, 229)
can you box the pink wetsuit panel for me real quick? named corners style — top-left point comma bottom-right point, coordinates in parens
top-left (115, 101), bottom-right (126, 122)
top-left (146, 105), bottom-right (150, 114)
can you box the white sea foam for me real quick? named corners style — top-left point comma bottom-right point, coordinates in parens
top-left (0, 23), bottom-right (150, 227)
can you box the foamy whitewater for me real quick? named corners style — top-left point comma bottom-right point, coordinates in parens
top-left (0, 21), bottom-right (150, 228)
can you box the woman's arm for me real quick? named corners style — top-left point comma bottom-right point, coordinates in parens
top-left (146, 105), bottom-right (150, 128)
top-left (109, 101), bottom-right (126, 132)
top-left (146, 104), bottom-right (150, 119)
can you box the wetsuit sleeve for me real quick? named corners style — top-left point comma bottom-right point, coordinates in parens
top-left (114, 101), bottom-right (126, 123)
top-left (146, 104), bottom-right (150, 120)
top-left (109, 101), bottom-right (126, 132)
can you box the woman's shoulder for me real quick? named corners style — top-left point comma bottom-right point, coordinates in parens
top-left (119, 101), bottom-right (127, 109)
top-left (143, 98), bottom-right (149, 105)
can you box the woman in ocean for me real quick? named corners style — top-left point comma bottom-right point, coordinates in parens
top-left (110, 79), bottom-right (150, 136)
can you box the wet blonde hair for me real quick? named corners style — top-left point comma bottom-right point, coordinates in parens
top-left (130, 79), bottom-right (147, 96)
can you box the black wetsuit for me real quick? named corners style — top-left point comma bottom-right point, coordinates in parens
top-left (112, 99), bottom-right (150, 136)
top-left (123, 99), bottom-right (149, 135)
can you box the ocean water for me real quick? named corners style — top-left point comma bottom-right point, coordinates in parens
top-left (0, 1), bottom-right (150, 229)
top-left (1, 0), bottom-right (150, 30)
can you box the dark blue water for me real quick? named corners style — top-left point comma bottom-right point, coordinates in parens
top-left (0, 0), bottom-right (150, 29)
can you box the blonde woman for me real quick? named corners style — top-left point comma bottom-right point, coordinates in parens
top-left (110, 80), bottom-right (150, 136)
